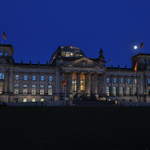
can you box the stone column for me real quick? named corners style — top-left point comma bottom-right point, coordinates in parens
top-left (94, 73), bottom-right (98, 95)
top-left (55, 68), bottom-right (60, 101)
top-left (87, 73), bottom-right (91, 96)
top-left (77, 72), bottom-right (80, 94)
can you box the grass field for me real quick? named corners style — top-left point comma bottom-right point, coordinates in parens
top-left (0, 106), bottom-right (150, 150)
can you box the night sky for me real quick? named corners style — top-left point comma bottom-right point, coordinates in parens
top-left (0, 0), bottom-right (150, 67)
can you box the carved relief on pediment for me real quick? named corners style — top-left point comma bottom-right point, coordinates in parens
top-left (71, 58), bottom-right (98, 68)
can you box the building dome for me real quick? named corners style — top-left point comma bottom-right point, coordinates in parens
top-left (49, 46), bottom-right (85, 64)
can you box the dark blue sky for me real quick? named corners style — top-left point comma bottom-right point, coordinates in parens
top-left (0, 0), bottom-right (150, 67)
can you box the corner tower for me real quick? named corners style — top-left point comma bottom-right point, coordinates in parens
top-left (0, 44), bottom-right (14, 64)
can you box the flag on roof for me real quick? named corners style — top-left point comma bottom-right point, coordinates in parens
top-left (140, 42), bottom-right (144, 49)
top-left (134, 61), bottom-right (138, 72)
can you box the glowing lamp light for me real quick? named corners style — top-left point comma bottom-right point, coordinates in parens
top-left (133, 45), bottom-right (138, 50)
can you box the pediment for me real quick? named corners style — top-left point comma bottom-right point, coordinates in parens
top-left (69, 57), bottom-right (99, 68)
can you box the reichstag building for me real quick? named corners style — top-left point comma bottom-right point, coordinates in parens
top-left (0, 44), bottom-right (149, 103)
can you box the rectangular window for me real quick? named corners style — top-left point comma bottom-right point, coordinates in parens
top-left (14, 84), bottom-right (19, 88)
top-left (120, 78), bottom-right (124, 83)
top-left (0, 73), bottom-right (4, 80)
top-left (15, 74), bottom-right (19, 80)
top-left (119, 87), bottom-right (123, 96)
top-left (14, 89), bottom-right (19, 95)
top-left (23, 98), bottom-right (27, 102)
top-left (40, 75), bottom-right (45, 81)
top-left (106, 78), bottom-right (110, 83)
top-left (147, 79), bottom-right (150, 85)
top-left (113, 78), bottom-right (117, 84)
top-left (40, 85), bottom-right (44, 88)
top-left (23, 75), bottom-right (28, 80)
top-left (133, 78), bottom-right (137, 84)
top-left (32, 84), bottom-right (36, 88)
top-left (106, 87), bottom-right (110, 96)
top-left (32, 75), bottom-right (36, 81)
top-left (48, 76), bottom-right (53, 82)
top-left (127, 78), bottom-right (131, 84)
top-left (23, 84), bottom-right (28, 88)
top-left (48, 89), bottom-right (52, 95)
top-left (72, 80), bottom-right (77, 92)
top-left (112, 87), bottom-right (116, 96)
top-left (31, 98), bottom-right (36, 102)
top-left (31, 89), bottom-right (36, 95)
top-left (23, 89), bottom-right (28, 94)
top-left (40, 89), bottom-right (44, 95)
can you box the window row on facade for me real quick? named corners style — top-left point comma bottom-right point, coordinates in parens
top-left (106, 77), bottom-right (137, 84)
top-left (14, 88), bottom-right (53, 95)
top-left (22, 97), bottom-right (45, 103)
top-left (14, 84), bottom-right (53, 89)
top-left (14, 74), bottom-right (53, 81)
top-left (106, 86), bottom-right (137, 96)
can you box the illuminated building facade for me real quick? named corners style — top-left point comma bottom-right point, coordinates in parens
top-left (0, 44), bottom-right (150, 103)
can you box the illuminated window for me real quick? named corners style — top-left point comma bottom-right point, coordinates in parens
top-left (0, 52), bottom-right (3, 56)
top-left (80, 74), bottom-right (85, 91)
top-left (48, 76), bottom-right (53, 82)
top-left (66, 52), bottom-right (70, 57)
top-left (106, 78), bottom-right (110, 83)
top-left (0, 83), bottom-right (3, 94)
top-left (113, 78), bottom-right (117, 83)
top-left (106, 87), bottom-right (110, 96)
top-left (31, 89), bottom-right (36, 95)
top-left (31, 98), bottom-right (36, 102)
top-left (32, 84), bottom-right (36, 88)
top-left (120, 78), bottom-right (124, 83)
top-left (23, 75), bottom-right (28, 80)
top-left (32, 75), bottom-right (36, 80)
top-left (126, 78), bottom-right (131, 84)
top-left (0, 73), bottom-right (4, 80)
top-left (15, 74), bottom-right (19, 80)
top-left (23, 98), bottom-right (27, 102)
top-left (14, 89), bottom-right (19, 95)
top-left (40, 75), bottom-right (45, 81)
top-left (14, 84), bottom-right (19, 87)
top-left (40, 89), bottom-right (44, 95)
top-left (23, 89), bottom-right (28, 94)
top-left (48, 89), bottom-right (52, 95)
top-left (23, 84), bottom-right (28, 88)
top-left (72, 73), bottom-right (77, 92)
top-left (48, 84), bottom-right (52, 95)
top-left (133, 78), bottom-right (137, 84)
top-left (40, 98), bottom-right (45, 102)
top-left (147, 79), bottom-right (150, 85)
top-left (61, 51), bottom-right (66, 56)
top-left (40, 85), bottom-right (44, 88)
top-left (70, 52), bottom-right (74, 56)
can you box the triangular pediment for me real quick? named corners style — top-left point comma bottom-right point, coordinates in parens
top-left (70, 57), bottom-right (99, 68)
